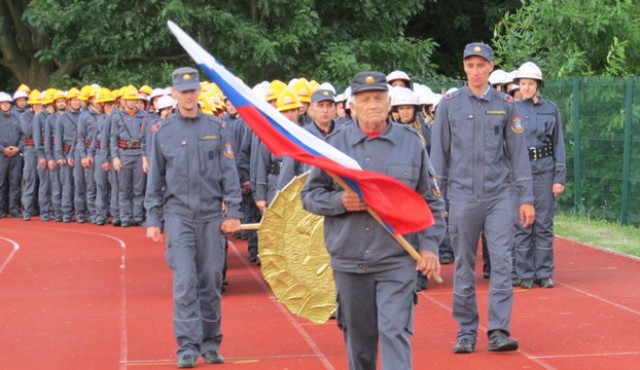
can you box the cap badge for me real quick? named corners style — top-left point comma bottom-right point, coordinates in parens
top-left (474, 46), bottom-right (482, 52)
top-left (365, 76), bottom-right (375, 84)
top-left (322, 91), bottom-right (329, 96)
top-left (183, 74), bottom-right (191, 80)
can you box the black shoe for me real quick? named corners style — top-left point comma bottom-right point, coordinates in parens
top-left (537, 278), bottom-right (555, 288)
top-left (248, 255), bottom-right (257, 263)
top-left (63, 216), bottom-right (72, 223)
top-left (440, 255), bottom-right (453, 264)
top-left (512, 277), bottom-right (521, 286)
top-left (55, 216), bottom-right (63, 222)
top-left (520, 278), bottom-right (534, 289)
top-left (96, 218), bottom-right (106, 226)
top-left (23, 214), bottom-right (32, 221)
top-left (488, 330), bottom-right (518, 352)
top-left (202, 350), bottom-right (224, 364)
top-left (177, 353), bottom-right (196, 368)
top-left (112, 219), bottom-right (121, 227)
top-left (121, 221), bottom-right (132, 227)
top-left (453, 338), bottom-right (476, 354)
top-left (255, 256), bottom-right (261, 266)
top-left (9, 212), bottom-right (21, 218)
top-left (76, 217), bottom-right (87, 224)
top-left (483, 271), bottom-right (491, 279)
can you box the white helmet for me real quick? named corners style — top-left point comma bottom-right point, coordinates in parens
top-left (319, 82), bottom-right (336, 94)
top-left (489, 69), bottom-right (509, 86)
top-left (515, 62), bottom-right (543, 82)
top-left (391, 87), bottom-right (419, 107)
top-left (335, 93), bottom-right (345, 103)
top-left (0, 92), bottom-right (13, 103)
top-left (413, 83), bottom-right (433, 97)
top-left (504, 71), bottom-right (517, 85)
top-left (149, 88), bottom-right (166, 101)
top-left (155, 95), bottom-right (175, 111)
top-left (445, 87), bottom-right (458, 95)
top-left (13, 90), bottom-right (29, 100)
top-left (386, 70), bottom-right (411, 84)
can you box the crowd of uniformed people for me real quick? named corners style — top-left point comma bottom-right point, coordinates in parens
top-left (0, 51), bottom-right (564, 367)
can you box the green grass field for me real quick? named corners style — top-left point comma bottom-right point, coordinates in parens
top-left (554, 212), bottom-right (640, 258)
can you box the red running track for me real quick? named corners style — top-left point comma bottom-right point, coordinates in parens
top-left (0, 218), bottom-right (639, 369)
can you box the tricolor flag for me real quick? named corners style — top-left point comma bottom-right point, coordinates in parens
top-left (167, 21), bottom-right (433, 235)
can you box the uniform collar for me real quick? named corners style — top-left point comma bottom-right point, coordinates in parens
top-left (347, 119), bottom-right (397, 146)
top-left (463, 84), bottom-right (493, 101)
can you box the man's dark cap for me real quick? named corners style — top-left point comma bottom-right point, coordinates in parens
top-left (350, 72), bottom-right (389, 95)
top-left (172, 67), bottom-right (200, 92)
top-left (463, 42), bottom-right (494, 61)
top-left (311, 89), bottom-right (336, 103)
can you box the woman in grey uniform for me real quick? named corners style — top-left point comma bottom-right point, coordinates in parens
top-left (513, 62), bottom-right (566, 289)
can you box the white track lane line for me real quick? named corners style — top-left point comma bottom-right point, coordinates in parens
top-left (15, 227), bottom-right (129, 370)
top-left (420, 292), bottom-right (558, 370)
top-left (228, 240), bottom-right (335, 369)
top-left (0, 236), bottom-right (20, 276)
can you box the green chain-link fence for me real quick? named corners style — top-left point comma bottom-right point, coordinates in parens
top-left (544, 77), bottom-right (640, 225)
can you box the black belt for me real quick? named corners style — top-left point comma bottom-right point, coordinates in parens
top-left (529, 145), bottom-right (553, 161)
top-left (267, 161), bottom-right (282, 175)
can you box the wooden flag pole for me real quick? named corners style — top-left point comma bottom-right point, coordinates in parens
top-left (328, 173), bottom-right (443, 284)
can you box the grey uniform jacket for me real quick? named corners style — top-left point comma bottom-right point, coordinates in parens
top-left (277, 120), bottom-right (340, 191)
top-left (144, 110), bottom-right (243, 228)
top-left (301, 120), bottom-right (446, 273)
top-left (430, 86), bottom-right (534, 206)
top-left (54, 111), bottom-right (81, 161)
top-left (516, 97), bottom-right (566, 183)
top-left (76, 108), bottom-right (100, 159)
top-left (0, 111), bottom-right (21, 152)
top-left (33, 111), bottom-right (50, 161)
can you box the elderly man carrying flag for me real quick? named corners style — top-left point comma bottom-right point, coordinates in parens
top-left (301, 72), bottom-right (446, 370)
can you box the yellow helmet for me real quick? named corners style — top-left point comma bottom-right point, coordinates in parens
top-left (276, 88), bottom-right (303, 112)
top-left (94, 88), bottom-right (114, 103)
top-left (79, 85), bottom-right (96, 101)
top-left (199, 95), bottom-right (213, 115)
top-left (67, 87), bottom-right (81, 100)
top-left (17, 84), bottom-right (31, 93)
top-left (308, 80), bottom-right (320, 92)
top-left (291, 78), bottom-right (311, 103)
top-left (53, 89), bottom-right (67, 102)
top-left (121, 85), bottom-right (141, 101)
top-left (139, 84), bottom-right (152, 95)
top-left (265, 80), bottom-right (287, 101)
top-left (41, 88), bottom-right (58, 105)
top-left (27, 89), bottom-right (42, 105)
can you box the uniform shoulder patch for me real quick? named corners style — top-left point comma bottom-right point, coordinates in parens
top-left (444, 93), bottom-right (452, 100)
top-left (223, 140), bottom-right (235, 159)
top-left (150, 123), bottom-right (161, 132)
top-left (504, 94), bottom-right (513, 102)
top-left (510, 116), bottom-right (524, 133)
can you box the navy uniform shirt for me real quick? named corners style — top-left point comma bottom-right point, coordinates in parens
top-left (517, 97), bottom-right (566, 183)
top-left (430, 86), bottom-right (534, 205)
top-left (144, 110), bottom-right (243, 227)
top-left (301, 120), bottom-right (446, 273)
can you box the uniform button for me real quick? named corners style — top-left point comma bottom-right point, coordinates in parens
top-left (365, 227), bottom-right (370, 231)
top-left (366, 157), bottom-right (370, 161)
top-left (365, 250), bottom-right (370, 254)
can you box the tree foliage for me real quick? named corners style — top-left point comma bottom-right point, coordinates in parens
top-left (492, 0), bottom-right (640, 77)
top-left (1, 0), bottom-right (440, 91)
